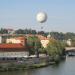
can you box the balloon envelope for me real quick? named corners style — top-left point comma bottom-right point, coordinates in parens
top-left (36, 12), bottom-right (47, 23)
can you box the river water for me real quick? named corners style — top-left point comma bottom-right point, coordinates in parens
top-left (0, 57), bottom-right (75, 75)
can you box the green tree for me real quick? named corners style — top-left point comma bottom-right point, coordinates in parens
top-left (0, 28), bottom-right (8, 34)
top-left (46, 38), bottom-right (65, 62)
top-left (65, 32), bottom-right (75, 40)
top-left (27, 36), bottom-right (41, 57)
top-left (50, 32), bottom-right (65, 40)
top-left (15, 29), bottom-right (37, 34)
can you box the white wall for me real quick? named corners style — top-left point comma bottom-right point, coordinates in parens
top-left (66, 39), bottom-right (71, 46)
top-left (41, 40), bottom-right (49, 48)
top-left (6, 38), bottom-right (21, 44)
top-left (0, 52), bottom-right (29, 57)
top-left (0, 36), bottom-right (2, 44)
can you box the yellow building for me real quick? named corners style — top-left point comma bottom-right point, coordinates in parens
top-left (41, 39), bottom-right (49, 48)
top-left (6, 37), bottom-right (25, 46)
top-left (37, 35), bottom-right (49, 48)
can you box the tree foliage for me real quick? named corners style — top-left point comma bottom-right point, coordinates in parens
top-left (0, 28), bottom-right (8, 34)
top-left (46, 38), bottom-right (66, 61)
top-left (27, 36), bottom-right (41, 55)
top-left (15, 29), bottom-right (37, 34)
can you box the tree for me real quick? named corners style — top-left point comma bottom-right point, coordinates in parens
top-left (15, 29), bottom-right (37, 34)
top-left (46, 38), bottom-right (65, 62)
top-left (27, 36), bottom-right (41, 57)
top-left (15, 29), bottom-right (25, 34)
top-left (50, 32), bottom-right (65, 40)
top-left (0, 28), bottom-right (8, 34)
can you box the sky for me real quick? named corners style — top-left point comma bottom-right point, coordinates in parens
top-left (0, 0), bottom-right (75, 32)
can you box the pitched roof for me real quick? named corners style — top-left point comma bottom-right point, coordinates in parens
top-left (0, 44), bottom-right (25, 49)
top-left (0, 44), bottom-right (27, 52)
top-left (37, 35), bottom-right (49, 40)
top-left (16, 37), bottom-right (26, 40)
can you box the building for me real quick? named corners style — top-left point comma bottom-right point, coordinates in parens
top-left (0, 44), bottom-right (28, 58)
top-left (0, 37), bottom-right (29, 62)
top-left (6, 28), bottom-right (14, 34)
top-left (0, 36), bottom-right (2, 44)
top-left (6, 37), bottom-right (26, 46)
top-left (40, 38), bottom-right (49, 48)
top-left (37, 35), bottom-right (49, 48)
top-left (66, 39), bottom-right (71, 46)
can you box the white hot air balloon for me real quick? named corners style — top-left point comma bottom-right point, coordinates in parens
top-left (36, 12), bottom-right (47, 23)
top-left (36, 12), bottom-right (47, 29)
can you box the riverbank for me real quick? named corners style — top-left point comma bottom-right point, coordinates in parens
top-left (0, 56), bottom-right (65, 72)
top-left (0, 62), bottom-right (56, 72)
top-left (0, 57), bottom-right (74, 75)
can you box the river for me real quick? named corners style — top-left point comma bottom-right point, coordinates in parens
top-left (0, 57), bottom-right (75, 75)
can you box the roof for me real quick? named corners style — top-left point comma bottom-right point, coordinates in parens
top-left (16, 37), bottom-right (26, 40)
top-left (0, 44), bottom-right (27, 52)
top-left (0, 44), bottom-right (25, 49)
top-left (37, 35), bottom-right (49, 40)
top-left (26, 34), bottom-right (49, 40)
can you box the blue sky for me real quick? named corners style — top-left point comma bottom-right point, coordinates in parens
top-left (0, 0), bottom-right (75, 32)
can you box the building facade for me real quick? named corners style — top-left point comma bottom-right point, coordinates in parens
top-left (6, 37), bottom-right (25, 45)
top-left (0, 37), bottom-right (29, 62)
top-left (37, 35), bottom-right (49, 48)
top-left (0, 36), bottom-right (2, 44)
top-left (0, 44), bottom-right (28, 58)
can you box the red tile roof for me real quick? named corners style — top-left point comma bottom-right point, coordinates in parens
top-left (37, 35), bottom-right (49, 40)
top-left (16, 37), bottom-right (26, 40)
top-left (0, 44), bottom-right (25, 49)
top-left (0, 44), bottom-right (27, 52)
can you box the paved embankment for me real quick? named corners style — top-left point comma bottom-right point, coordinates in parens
top-left (0, 56), bottom-right (54, 71)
